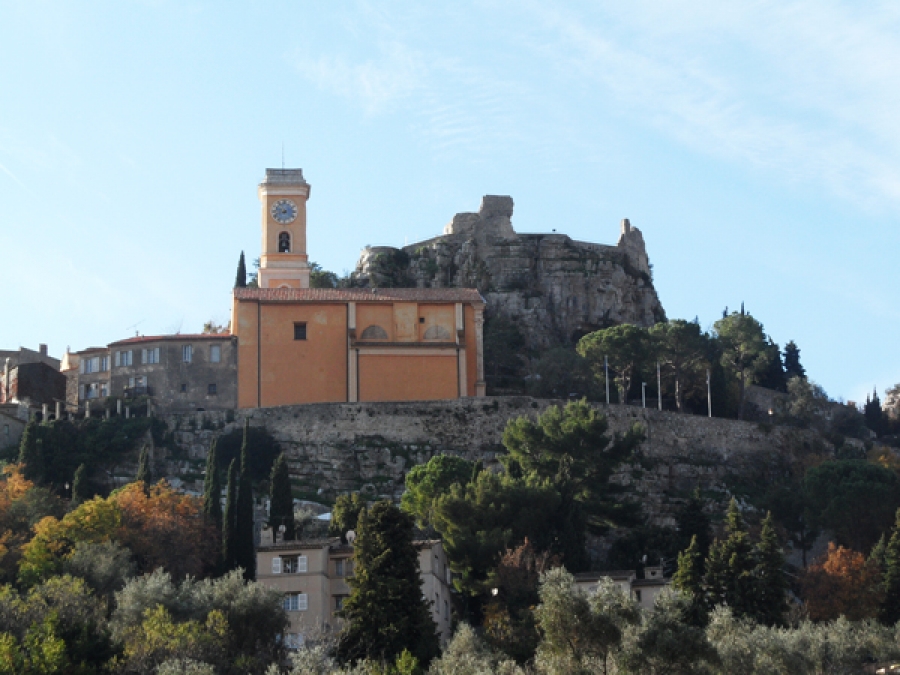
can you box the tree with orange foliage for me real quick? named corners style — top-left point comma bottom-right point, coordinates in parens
top-left (19, 480), bottom-right (217, 586)
top-left (0, 465), bottom-right (64, 583)
top-left (799, 542), bottom-right (881, 621)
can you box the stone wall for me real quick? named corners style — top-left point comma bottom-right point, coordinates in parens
top-left (351, 197), bottom-right (666, 350)
top-left (158, 397), bottom-right (841, 527)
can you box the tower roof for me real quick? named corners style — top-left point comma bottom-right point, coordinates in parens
top-left (260, 168), bottom-right (308, 187)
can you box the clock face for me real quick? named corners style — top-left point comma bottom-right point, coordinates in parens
top-left (271, 199), bottom-right (298, 224)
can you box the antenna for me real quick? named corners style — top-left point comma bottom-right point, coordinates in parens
top-left (125, 320), bottom-right (145, 337)
top-left (282, 143), bottom-right (285, 170)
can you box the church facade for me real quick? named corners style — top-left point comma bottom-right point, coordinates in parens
top-left (231, 169), bottom-right (486, 408)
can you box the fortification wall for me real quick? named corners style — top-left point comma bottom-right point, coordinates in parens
top-left (159, 397), bottom-right (838, 524)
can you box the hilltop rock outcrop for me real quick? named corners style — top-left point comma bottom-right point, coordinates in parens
top-left (352, 196), bottom-right (666, 349)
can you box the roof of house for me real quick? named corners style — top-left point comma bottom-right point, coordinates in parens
top-left (234, 287), bottom-right (485, 304)
top-left (109, 333), bottom-right (233, 347)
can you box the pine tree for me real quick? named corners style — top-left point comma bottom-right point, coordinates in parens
top-left (235, 251), bottom-right (247, 289)
top-left (672, 535), bottom-right (707, 626)
top-left (18, 422), bottom-right (44, 484)
top-left (783, 340), bottom-right (805, 380)
top-left (269, 453), bottom-right (295, 541)
top-left (879, 509), bottom-right (900, 625)
top-left (704, 499), bottom-right (756, 618)
top-left (234, 422), bottom-right (256, 580)
top-left (135, 447), bottom-right (152, 485)
top-left (71, 463), bottom-right (92, 505)
top-left (752, 512), bottom-right (788, 626)
top-left (335, 501), bottom-right (440, 666)
top-left (222, 459), bottom-right (238, 572)
top-left (329, 493), bottom-right (366, 542)
top-left (203, 439), bottom-right (223, 532)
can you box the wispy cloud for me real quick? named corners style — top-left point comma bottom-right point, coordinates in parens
top-left (0, 159), bottom-right (29, 192)
top-left (293, 41), bottom-right (426, 114)
top-left (519, 0), bottom-right (900, 210)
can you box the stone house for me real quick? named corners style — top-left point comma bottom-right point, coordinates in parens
top-left (74, 334), bottom-right (237, 414)
top-left (1, 345), bottom-right (66, 415)
top-left (574, 566), bottom-right (669, 610)
top-left (255, 528), bottom-right (453, 648)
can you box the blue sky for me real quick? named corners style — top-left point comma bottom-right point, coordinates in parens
top-left (1, 1), bottom-right (898, 404)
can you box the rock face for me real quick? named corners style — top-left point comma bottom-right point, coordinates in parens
top-left (352, 196), bottom-right (666, 349)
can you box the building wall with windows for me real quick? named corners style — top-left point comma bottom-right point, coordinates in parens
top-left (232, 288), bottom-right (485, 409)
top-left (255, 532), bottom-right (453, 649)
top-left (75, 334), bottom-right (237, 413)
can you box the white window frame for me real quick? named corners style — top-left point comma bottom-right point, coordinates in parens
top-left (210, 344), bottom-right (221, 363)
top-left (272, 557), bottom-right (282, 574)
top-left (100, 356), bottom-right (109, 371)
top-left (100, 382), bottom-right (109, 398)
top-left (116, 351), bottom-right (133, 367)
top-left (182, 345), bottom-right (192, 363)
top-left (142, 347), bottom-right (160, 365)
top-left (297, 555), bottom-right (308, 573)
top-left (283, 593), bottom-right (308, 612)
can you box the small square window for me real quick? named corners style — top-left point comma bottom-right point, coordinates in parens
top-left (419, 317), bottom-right (425, 323)
top-left (293, 323), bottom-right (307, 340)
top-left (180, 383), bottom-right (187, 393)
top-left (207, 383), bottom-right (217, 396)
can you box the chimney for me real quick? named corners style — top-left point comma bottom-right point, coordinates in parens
top-left (39, 344), bottom-right (48, 356)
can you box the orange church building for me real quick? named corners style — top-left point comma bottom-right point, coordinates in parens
top-left (231, 169), bottom-right (486, 408)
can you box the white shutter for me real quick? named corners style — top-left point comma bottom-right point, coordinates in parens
top-left (272, 557), bottom-right (282, 574)
top-left (297, 593), bottom-right (308, 611)
top-left (297, 555), bottom-right (308, 573)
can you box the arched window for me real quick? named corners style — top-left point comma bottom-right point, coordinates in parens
top-left (424, 325), bottom-right (452, 340)
top-left (278, 232), bottom-right (291, 253)
top-left (360, 325), bottom-right (388, 340)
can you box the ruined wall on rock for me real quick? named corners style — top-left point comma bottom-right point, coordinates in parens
top-left (157, 397), bottom-right (841, 530)
top-left (351, 197), bottom-right (666, 349)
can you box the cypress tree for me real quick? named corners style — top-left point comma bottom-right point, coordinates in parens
top-left (335, 501), bottom-right (440, 666)
top-left (18, 421), bottom-right (44, 483)
top-left (222, 459), bottom-right (238, 572)
top-left (783, 340), bottom-right (805, 380)
top-left (879, 509), bottom-right (900, 625)
top-left (752, 512), bottom-right (788, 626)
top-left (672, 534), bottom-right (707, 626)
top-left (135, 446), bottom-right (152, 485)
top-left (71, 463), bottom-right (92, 505)
top-left (269, 453), bottom-right (295, 541)
top-left (235, 251), bottom-right (247, 288)
top-left (203, 439), bottom-right (223, 532)
top-left (704, 499), bottom-right (756, 618)
top-left (676, 487), bottom-right (711, 558)
top-left (234, 422), bottom-right (256, 580)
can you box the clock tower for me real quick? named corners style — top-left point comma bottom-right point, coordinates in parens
top-left (258, 168), bottom-right (311, 289)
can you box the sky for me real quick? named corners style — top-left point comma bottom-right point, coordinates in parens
top-left (1, 0), bottom-right (898, 404)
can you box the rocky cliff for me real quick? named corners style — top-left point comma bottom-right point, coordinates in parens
top-left (352, 196), bottom-right (666, 350)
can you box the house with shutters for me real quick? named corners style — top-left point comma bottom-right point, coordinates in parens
top-left (255, 527), bottom-right (453, 649)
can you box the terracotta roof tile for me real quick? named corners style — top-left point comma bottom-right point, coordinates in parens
top-left (109, 333), bottom-right (232, 347)
top-left (234, 287), bottom-right (485, 304)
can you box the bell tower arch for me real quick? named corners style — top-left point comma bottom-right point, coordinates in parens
top-left (258, 168), bottom-right (311, 289)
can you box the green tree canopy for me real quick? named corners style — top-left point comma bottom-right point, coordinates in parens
top-left (713, 310), bottom-right (769, 419)
top-left (335, 501), bottom-right (439, 667)
top-left (501, 399), bottom-right (643, 534)
top-left (401, 454), bottom-right (474, 531)
top-left (234, 251), bottom-right (247, 289)
top-left (805, 460), bottom-right (900, 552)
top-left (329, 492), bottom-right (367, 542)
top-left (783, 339), bottom-right (805, 380)
top-left (650, 319), bottom-right (708, 412)
top-left (577, 324), bottom-right (650, 404)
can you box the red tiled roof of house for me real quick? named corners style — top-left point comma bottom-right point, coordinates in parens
top-left (109, 333), bottom-right (232, 347)
top-left (234, 287), bottom-right (485, 304)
